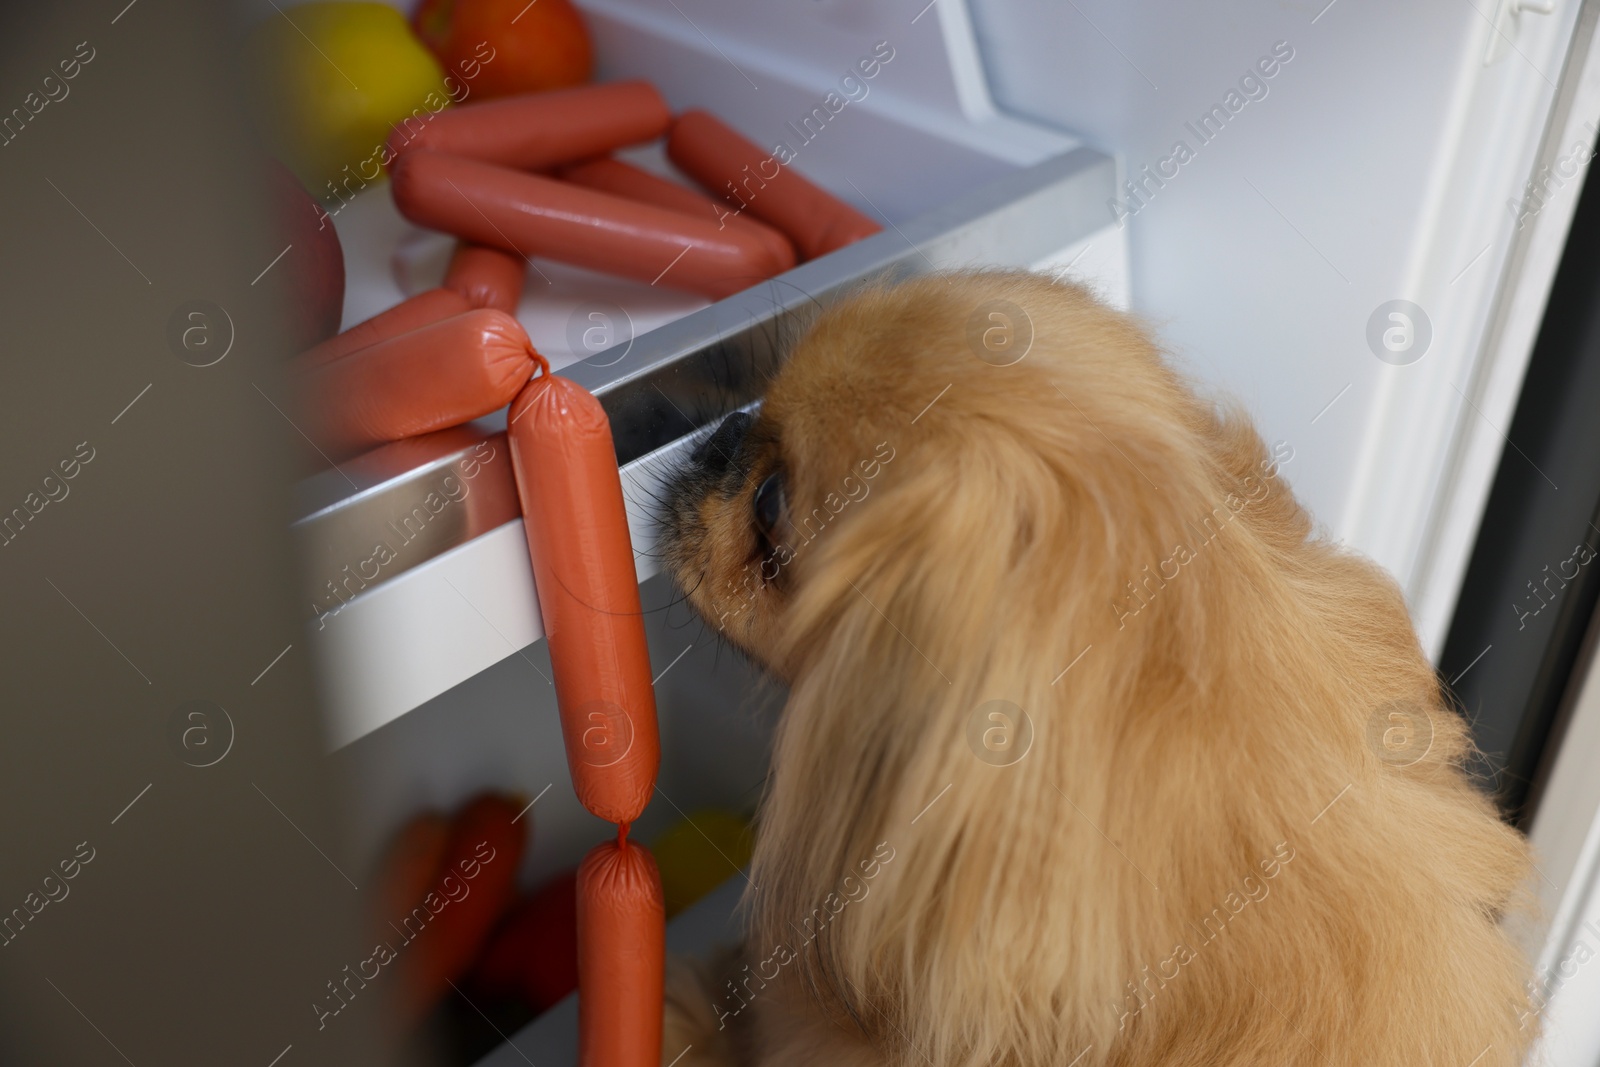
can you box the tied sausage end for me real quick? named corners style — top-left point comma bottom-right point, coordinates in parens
top-left (576, 838), bottom-right (665, 1067)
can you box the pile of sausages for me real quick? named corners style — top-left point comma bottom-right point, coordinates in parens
top-left (389, 80), bottom-right (880, 296)
top-left (294, 80), bottom-right (880, 463)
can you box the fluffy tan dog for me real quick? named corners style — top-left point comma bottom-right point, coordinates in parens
top-left (656, 270), bottom-right (1534, 1066)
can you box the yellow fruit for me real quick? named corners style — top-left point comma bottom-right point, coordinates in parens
top-left (243, 2), bottom-right (448, 198)
top-left (651, 809), bottom-right (753, 918)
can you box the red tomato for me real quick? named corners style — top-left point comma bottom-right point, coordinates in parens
top-left (413, 0), bottom-right (594, 99)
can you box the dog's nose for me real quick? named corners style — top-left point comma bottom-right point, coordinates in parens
top-left (692, 410), bottom-right (752, 474)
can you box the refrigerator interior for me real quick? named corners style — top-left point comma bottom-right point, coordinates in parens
top-left (250, 0), bottom-right (1600, 1063)
top-left (308, 0), bottom-right (1123, 845)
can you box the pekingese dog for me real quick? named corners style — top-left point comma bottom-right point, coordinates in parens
top-left (656, 271), bottom-right (1534, 1066)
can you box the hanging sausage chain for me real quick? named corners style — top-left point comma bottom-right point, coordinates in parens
top-left (507, 355), bottom-right (665, 1067)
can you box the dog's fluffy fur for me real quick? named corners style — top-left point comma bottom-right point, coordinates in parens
top-left (657, 271), bottom-right (1534, 1066)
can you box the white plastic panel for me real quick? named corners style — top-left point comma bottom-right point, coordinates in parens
top-left (967, 0), bottom-right (1586, 654)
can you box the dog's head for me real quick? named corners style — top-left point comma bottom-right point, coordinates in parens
top-left (658, 271), bottom-right (1235, 673)
top-left (657, 272), bottom-right (1510, 1061)
top-left (659, 272), bottom-right (1304, 719)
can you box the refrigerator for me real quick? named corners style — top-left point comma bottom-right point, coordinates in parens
top-left (4, 0), bottom-right (1600, 1063)
top-left (294, 1), bottom-right (1600, 1063)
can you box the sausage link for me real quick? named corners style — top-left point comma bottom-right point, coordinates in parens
top-left (298, 308), bottom-right (535, 459)
top-left (392, 151), bottom-right (790, 299)
top-left (559, 157), bottom-right (796, 275)
top-left (387, 80), bottom-right (670, 171)
top-left (444, 243), bottom-right (527, 313)
top-left (576, 837), bottom-right (664, 1067)
top-left (507, 374), bottom-right (659, 824)
top-left (296, 287), bottom-right (471, 369)
top-left (666, 109), bottom-right (882, 260)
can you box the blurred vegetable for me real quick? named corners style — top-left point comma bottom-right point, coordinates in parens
top-left (650, 808), bottom-right (752, 917)
top-left (242, 2), bottom-right (449, 195)
top-left (394, 792), bottom-right (527, 1018)
top-left (468, 869), bottom-right (579, 1012)
top-left (412, 0), bottom-right (593, 100)
top-left (371, 810), bottom-right (451, 936)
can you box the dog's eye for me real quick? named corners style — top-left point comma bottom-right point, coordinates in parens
top-left (753, 469), bottom-right (786, 543)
